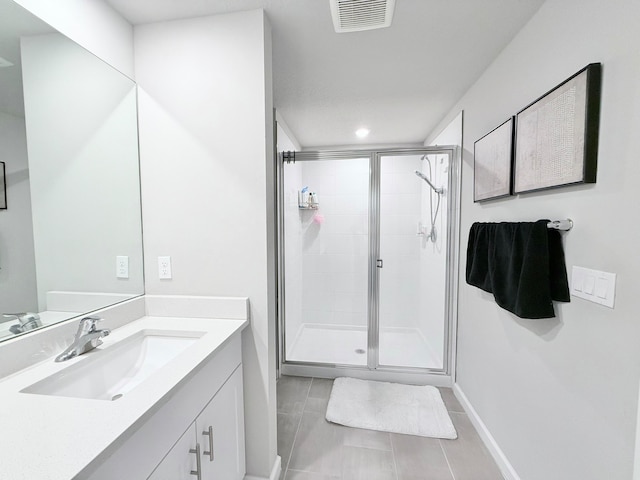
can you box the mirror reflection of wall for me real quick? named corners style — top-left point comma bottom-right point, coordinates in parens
top-left (0, 0), bottom-right (144, 341)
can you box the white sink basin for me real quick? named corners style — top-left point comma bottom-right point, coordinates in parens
top-left (22, 329), bottom-right (203, 401)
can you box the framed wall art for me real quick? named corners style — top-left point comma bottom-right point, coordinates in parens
top-left (514, 63), bottom-right (601, 194)
top-left (473, 117), bottom-right (514, 202)
top-left (0, 162), bottom-right (6, 209)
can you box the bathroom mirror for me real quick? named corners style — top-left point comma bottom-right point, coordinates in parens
top-left (0, 0), bottom-right (144, 341)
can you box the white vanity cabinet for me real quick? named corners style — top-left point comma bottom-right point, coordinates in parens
top-left (84, 333), bottom-right (246, 480)
top-left (196, 366), bottom-right (246, 479)
top-left (146, 422), bottom-right (195, 480)
top-left (149, 367), bottom-right (245, 480)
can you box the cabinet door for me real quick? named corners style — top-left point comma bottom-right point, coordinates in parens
top-left (148, 424), bottom-right (198, 480)
top-left (196, 367), bottom-right (246, 480)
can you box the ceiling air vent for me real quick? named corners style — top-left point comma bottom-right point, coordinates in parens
top-left (330, 0), bottom-right (396, 33)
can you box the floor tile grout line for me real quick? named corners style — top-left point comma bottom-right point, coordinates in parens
top-left (438, 438), bottom-right (457, 480)
top-left (286, 467), bottom-right (330, 476)
top-left (303, 377), bottom-right (313, 410)
top-left (389, 434), bottom-right (400, 480)
top-left (282, 378), bottom-right (313, 479)
top-left (342, 441), bottom-right (394, 453)
top-left (281, 411), bottom-right (301, 480)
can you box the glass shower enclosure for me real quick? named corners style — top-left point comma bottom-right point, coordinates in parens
top-left (277, 147), bottom-right (459, 380)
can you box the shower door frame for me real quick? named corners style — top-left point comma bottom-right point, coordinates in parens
top-left (276, 146), bottom-right (460, 385)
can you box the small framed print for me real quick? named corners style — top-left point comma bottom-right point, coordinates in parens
top-left (473, 117), bottom-right (514, 202)
top-left (514, 63), bottom-right (601, 193)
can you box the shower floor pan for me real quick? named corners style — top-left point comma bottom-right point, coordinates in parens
top-left (286, 323), bottom-right (442, 369)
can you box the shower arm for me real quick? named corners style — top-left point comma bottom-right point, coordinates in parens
top-left (414, 170), bottom-right (443, 194)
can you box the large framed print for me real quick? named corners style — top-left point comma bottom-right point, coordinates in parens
top-left (473, 117), bottom-right (514, 202)
top-left (514, 63), bottom-right (601, 194)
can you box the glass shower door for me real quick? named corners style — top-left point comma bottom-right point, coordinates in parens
top-left (376, 152), bottom-right (449, 369)
top-left (282, 157), bottom-right (370, 366)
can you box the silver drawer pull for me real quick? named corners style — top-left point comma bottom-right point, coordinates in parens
top-left (202, 426), bottom-right (214, 461)
top-left (189, 443), bottom-right (202, 480)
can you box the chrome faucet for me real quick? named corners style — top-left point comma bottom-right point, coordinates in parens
top-left (55, 316), bottom-right (110, 362)
top-left (3, 312), bottom-right (42, 334)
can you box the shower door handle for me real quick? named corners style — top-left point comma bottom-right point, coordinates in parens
top-left (376, 259), bottom-right (383, 268)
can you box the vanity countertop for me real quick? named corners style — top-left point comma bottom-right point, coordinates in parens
top-left (0, 315), bottom-right (248, 480)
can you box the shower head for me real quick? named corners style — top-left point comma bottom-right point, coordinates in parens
top-left (415, 170), bottom-right (443, 194)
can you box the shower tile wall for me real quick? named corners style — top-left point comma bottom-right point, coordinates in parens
top-left (283, 161), bottom-right (304, 349)
top-left (417, 154), bottom-right (448, 365)
top-left (378, 154), bottom-right (447, 368)
top-left (379, 156), bottom-right (422, 332)
top-left (299, 159), bottom-right (369, 331)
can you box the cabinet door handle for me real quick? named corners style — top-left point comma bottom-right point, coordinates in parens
top-left (189, 443), bottom-right (202, 480)
top-left (202, 426), bottom-right (214, 462)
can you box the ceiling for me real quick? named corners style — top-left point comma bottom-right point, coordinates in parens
top-left (104, 0), bottom-right (546, 148)
top-left (0, 0), bottom-right (54, 117)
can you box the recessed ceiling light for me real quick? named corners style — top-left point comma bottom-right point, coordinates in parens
top-left (355, 128), bottom-right (370, 138)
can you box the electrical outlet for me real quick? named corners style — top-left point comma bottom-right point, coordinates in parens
top-left (158, 256), bottom-right (172, 279)
top-left (116, 256), bottom-right (129, 279)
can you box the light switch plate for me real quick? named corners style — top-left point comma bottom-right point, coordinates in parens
top-left (571, 266), bottom-right (616, 308)
top-left (116, 256), bottom-right (129, 279)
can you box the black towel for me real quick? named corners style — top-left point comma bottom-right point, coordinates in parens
top-left (466, 220), bottom-right (570, 319)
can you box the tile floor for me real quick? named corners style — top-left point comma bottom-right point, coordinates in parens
top-left (277, 376), bottom-right (504, 480)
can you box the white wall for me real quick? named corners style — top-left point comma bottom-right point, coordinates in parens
top-left (428, 2), bottom-right (640, 478)
top-left (134, 10), bottom-right (277, 478)
top-left (0, 111), bottom-right (37, 313)
top-left (21, 33), bottom-right (143, 311)
top-left (11, 0), bottom-right (134, 78)
top-left (427, 111), bottom-right (463, 148)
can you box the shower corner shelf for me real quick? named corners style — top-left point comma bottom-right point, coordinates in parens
top-left (298, 205), bottom-right (319, 210)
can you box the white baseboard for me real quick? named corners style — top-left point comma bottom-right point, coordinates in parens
top-left (244, 455), bottom-right (281, 480)
top-left (452, 383), bottom-right (521, 480)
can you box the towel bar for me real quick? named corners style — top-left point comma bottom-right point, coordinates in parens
top-left (547, 219), bottom-right (573, 231)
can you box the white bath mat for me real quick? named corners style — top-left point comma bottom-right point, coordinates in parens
top-left (325, 377), bottom-right (457, 439)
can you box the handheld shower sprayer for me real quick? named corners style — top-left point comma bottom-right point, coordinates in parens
top-left (414, 170), bottom-right (443, 194)
top-left (415, 160), bottom-right (444, 244)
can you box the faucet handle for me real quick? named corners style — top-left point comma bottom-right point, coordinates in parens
top-left (78, 316), bottom-right (103, 334)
